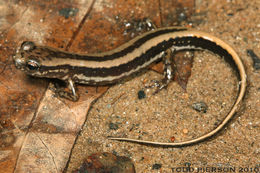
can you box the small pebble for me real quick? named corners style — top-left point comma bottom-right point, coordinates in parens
top-left (192, 102), bottom-right (208, 113)
top-left (137, 90), bottom-right (146, 99)
top-left (183, 129), bottom-right (188, 134)
top-left (109, 122), bottom-right (119, 130)
top-left (152, 163), bottom-right (162, 170)
top-left (170, 136), bottom-right (175, 142)
top-left (247, 49), bottom-right (260, 70)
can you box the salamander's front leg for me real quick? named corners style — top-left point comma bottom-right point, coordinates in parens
top-left (50, 78), bottom-right (79, 101)
top-left (147, 49), bottom-right (175, 94)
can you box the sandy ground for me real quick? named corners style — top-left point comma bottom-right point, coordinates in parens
top-left (67, 0), bottom-right (259, 172)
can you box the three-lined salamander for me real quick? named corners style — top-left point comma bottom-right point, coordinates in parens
top-left (13, 27), bottom-right (247, 146)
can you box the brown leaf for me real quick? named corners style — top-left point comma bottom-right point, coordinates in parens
top-left (0, 1), bottom-right (105, 172)
top-left (73, 152), bottom-right (135, 173)
top-left (173, 51), bottom-right (194, 90)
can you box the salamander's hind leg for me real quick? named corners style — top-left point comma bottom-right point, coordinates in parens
top-left (146, 49), bottom-right (175, 94)
top-left (158, 49), bottom-right (175, 91)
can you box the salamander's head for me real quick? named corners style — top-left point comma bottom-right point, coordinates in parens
top-left (13, 41), bottom-right (68, 79)
top-left (13, 41), bottom-right (41, 73)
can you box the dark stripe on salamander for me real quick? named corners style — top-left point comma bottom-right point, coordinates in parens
top-left (39, 36), bottom-right (240, 82)
top-left (39, 38), bottom-right (174, 80)
top-left (40, 28), bottom-right (187, 62)
top-left (172, 36), bottom-right (240, 79)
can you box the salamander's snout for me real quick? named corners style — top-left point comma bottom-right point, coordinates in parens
top-left (13, 49), bottom-right (25, 70)
top-left (13, 41), bottom-right (36, 71)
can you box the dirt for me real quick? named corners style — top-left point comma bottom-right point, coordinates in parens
top-left (67, 0), bottom-right (259, 172)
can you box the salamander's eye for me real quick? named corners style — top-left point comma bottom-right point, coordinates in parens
top-left (26, 60), bottom-right (40, 71)
top-left (21, 41), bottom-right (36, 51)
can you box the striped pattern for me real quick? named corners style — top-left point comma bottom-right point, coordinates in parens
top-left (17, 27), bottom-right (242, 85)
top-left (13, 27), bottom-right (247, 146)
